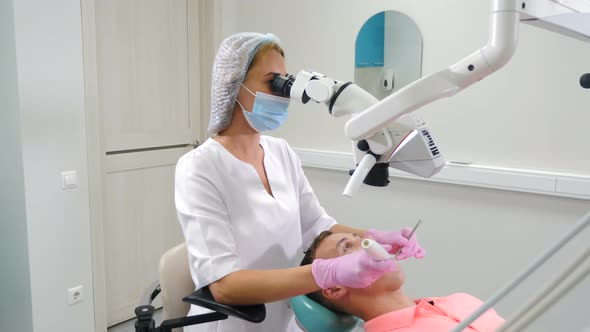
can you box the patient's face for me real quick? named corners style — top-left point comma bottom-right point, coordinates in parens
top-left (315, 233), bottom-right (405, 293)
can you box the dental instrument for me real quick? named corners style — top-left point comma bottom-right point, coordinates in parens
top-left (393, 219), bottom-right (422, 259)
top-left (362, 219), bottom-right (422, 261)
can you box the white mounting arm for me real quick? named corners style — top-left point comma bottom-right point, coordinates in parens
top-left (346, 0), bottom-right (590, 142)
top-left (271, 0), bottom-right (588, 198)
top-left (345, 0), bottom-right (520, 141)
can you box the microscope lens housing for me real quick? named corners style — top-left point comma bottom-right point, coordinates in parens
top-left (270, 73), bottom-right (295, 98)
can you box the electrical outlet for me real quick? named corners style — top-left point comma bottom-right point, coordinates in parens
top-left (67, 285), bottom-right (84, 305)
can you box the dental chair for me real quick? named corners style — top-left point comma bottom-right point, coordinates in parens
top-left (134, 242), bottom-right (360, 332)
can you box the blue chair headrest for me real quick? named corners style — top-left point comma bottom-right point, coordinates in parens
top-left (289, 295), bottom-right (360, 332)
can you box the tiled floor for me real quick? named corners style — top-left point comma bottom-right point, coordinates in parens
top-left (107, 308), bottom-right (163, 332)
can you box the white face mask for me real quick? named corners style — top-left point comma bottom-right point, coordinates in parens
top-left (236, 84), bottom-right (290, 132)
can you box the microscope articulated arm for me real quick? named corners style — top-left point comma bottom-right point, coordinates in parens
top-left (270, 0), bottom-right (588, 197)
top-left (346, 0), bottom-right (520, 141)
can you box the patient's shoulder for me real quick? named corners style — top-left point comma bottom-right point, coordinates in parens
top-left (445, 292), bottom-right (484, 305)
top-left (442, 293), bottom-right (505, 328)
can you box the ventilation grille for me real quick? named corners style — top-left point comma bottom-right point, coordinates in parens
top-left (422, 130), bottom-right (439, 157)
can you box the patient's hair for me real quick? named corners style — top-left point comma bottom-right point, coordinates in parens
top-left (301, 230), bottom-right (346, 313)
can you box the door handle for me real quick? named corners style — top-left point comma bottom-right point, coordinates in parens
top-left (187, 140), bottom-right (200, 149)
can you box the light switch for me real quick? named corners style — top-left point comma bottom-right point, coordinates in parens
top-left (61, 171), bottom-right (78, 189)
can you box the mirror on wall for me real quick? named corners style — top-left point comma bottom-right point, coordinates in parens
top-left (355, 11), bottom-right (423, 100)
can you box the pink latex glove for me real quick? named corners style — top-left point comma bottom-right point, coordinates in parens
top-left (365, 227), bottom-right (426, 260)
top-left (311, 245), bottom-right (398, 289)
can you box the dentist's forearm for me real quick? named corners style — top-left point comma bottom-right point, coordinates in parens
top-left (208, 265), bottom-right (319, 305)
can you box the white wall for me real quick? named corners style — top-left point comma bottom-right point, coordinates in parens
top-left (10, 0), bottom-right (96, 331)
top-left (215, 0), bottom-right (590, 330)
top-left (0, 0), bottom-right (33, 330)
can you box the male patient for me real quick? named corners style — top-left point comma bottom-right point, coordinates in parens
top-left (301, 231), bottom-right (505, 332)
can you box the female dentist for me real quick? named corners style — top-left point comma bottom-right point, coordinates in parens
top-left (175, 32), bottom-right (425, 332)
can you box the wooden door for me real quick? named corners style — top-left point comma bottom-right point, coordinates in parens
top-left (93, 0), bottom-right (202, 325)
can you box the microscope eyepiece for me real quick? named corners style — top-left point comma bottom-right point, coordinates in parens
top-left (270, 73), bottom-right (295, 98)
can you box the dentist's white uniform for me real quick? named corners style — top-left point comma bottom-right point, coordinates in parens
top-left (175, 135), bottom-right (337, 332)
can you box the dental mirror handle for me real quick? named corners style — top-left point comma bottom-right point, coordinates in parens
top-left (363, 219), bottom-right (423, 260)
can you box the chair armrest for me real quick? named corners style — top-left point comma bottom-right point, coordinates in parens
top-left (183, 286), bottom-right (266, 323)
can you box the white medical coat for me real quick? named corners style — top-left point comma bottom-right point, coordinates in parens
top-left (175, 135), bottom-right (337, 332)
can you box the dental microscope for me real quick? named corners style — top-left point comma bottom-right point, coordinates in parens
top-left (270, 70), bottom-right (445, 197)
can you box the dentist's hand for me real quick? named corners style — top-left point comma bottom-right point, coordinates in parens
top-left (365, 228), bottom-right (426, 260)
top-left (311, 245), bottom-right (398, 289)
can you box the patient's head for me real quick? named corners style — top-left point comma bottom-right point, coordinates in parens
top-left (301, 231), bottom-right (406, 315)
